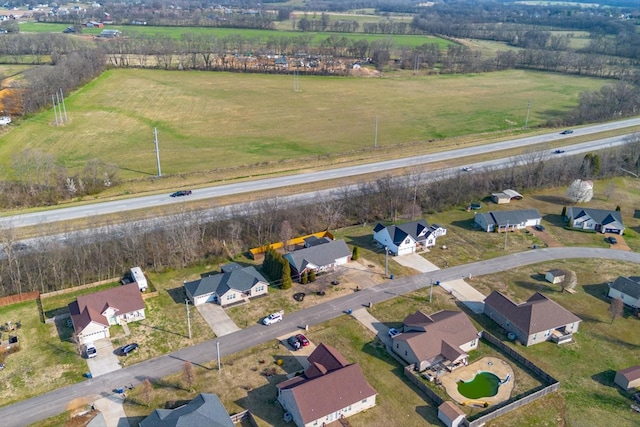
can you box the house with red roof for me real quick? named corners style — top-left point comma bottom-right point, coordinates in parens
top-left (68, 283), bottom-right (145, 344)
top-left (277, 343), bottom-right (377, 427)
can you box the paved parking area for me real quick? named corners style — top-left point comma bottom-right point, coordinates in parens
top-left (93, 394), bottom-right (130, 427)
top-left (196, 302), bottom-right (240, 336)
top-left (87, 339), bottom-right (121, 378)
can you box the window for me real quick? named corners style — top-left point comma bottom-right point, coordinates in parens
top-left (256, 285), bottom-right (264, 292)
top-left (471, 339), bottom-right (477, 346)
top-left (362, 398), bottom-right (368, 403)
top-left (396, 343), bottom-right (399, 349)
top-left (226, 293), bottom-right (236, 301)
top-left (405, 351), bottom-right (408, 356)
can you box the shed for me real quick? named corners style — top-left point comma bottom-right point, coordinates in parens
top-left (614, 366), bottom-right (640, 391)
top-left (438, 401), bottom-right (466, 427)
top-left (491, 193), bottom-right (511, 204)
top-left (545, 269), bottom-right (566, 284)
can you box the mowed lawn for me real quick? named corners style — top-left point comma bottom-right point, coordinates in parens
top-left (0, 69), bottom-right (607, 178)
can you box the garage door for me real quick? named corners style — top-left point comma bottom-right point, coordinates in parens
top-left (81, 330), bottom-right (108, 344)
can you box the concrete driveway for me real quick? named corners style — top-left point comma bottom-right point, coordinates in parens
top-left (87, 339), bottom-right (121, 378)
top-left (196, 302), bottom-right (240, 337)
top-left (393, 253), bottom-right (440, 273)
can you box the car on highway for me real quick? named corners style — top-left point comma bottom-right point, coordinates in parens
top-left (170, 190), bottom-right (192, 197)
top-left (119, 343), bottom-right (139, 356)
top-left (287, 335), bottom-right (301, 351)
top-left (296, 334), bottom-right (310, 346)
top-left (607, 236), bottom-right (618, 244)
top-left (388, 328), bottom-right (401, 338)
top-left (554, 149), bottom-right (565, 154)
top-left (461, 166), bottom-right (472, 172)
top-left (559, 129), bottom-right (574, 135)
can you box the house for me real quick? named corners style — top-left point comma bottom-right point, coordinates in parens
top-left (373, 219), bottom-right (447, 256)
top-left (545, 269), bottom-right (566, 284)
top-left (277, 343), bottom-right (377, 427)
top-left (491, 189), bottom-right (523, 204)
top-left (184, 263), bottom-right (269, 307)
top-left (139, 393), bottom-right (235, 427)
top-left (68, 283), bottom-right (145, 344)
top-left (391, 310), bottom-right (480, 372)
top-left (614, 366), bottom-right (640, 391)
top-left (608, 276), bottom-right (640, 308)
top-left (484, 291), bottom-right (581, 346)
top-left (565, 207), bottom-right (624, 234)
top-left (284, 239), bottom-right (351, 281)
top-left (438, 401), bottom-right (466, 427)
top-left (99, 29), bottom-right (121, 38)
top-left (85, 20), bottom-right (103, 28)
top-left (474, 209), bottom-right (541, 232)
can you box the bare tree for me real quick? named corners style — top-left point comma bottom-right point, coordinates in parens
top-left (182, 361), bottom-right (197, 392)
top-left (609, 297), bottom-right (624, 324)
top-left (560, 269), bottom-right (577, 293)
top-left (141, 378), bottom-right (153, 406)
top-left (280, 220), bottom-right (293, 253)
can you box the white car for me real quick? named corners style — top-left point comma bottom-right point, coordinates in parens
top-left (262, 311), bottom-right (283, 325)
top-left (85, 342), bottom-right (97, 358)
top-left (461, 166), bottom-right (472, 172)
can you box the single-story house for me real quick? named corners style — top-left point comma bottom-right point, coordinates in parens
top-left (491, 189), bottom-right (523, 204)
top-left (184, 263), bottom-right (269, 307)
top-left (68, 283), bottom-right (146, 345)
top-left (140, 393), bottom-right (235, 427)
top-left (391, 310), bottom-right (480, 372)
top-left (545, 269), bottom-right (566, 284)
top-left (474, 209), bottom-right (541, 232)
top-left (373, 220), bottom-right (447, 256)
top-left (484, 291), bottom-right (581, 346)
top-left (277, 343), bottom-right (377, 427)
top-left (608, 276), bottom-right (640, 308)
top-left (438, 401), bottom-right (466, 427)
top-left (565, 207), bottom-right (624, 234)
top-left (284, 239), bottom-right (351, 281)
top-left (614, 366), bottom-right (640, 392)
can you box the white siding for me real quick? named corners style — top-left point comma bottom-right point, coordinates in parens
top-left (608, 287), bottom-right (640, 308)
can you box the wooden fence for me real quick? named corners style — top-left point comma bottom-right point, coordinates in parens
top-left (40, 278), bottom-right (120, 299)
top-left (229, 410), bottom-right (259, 426)
top-left (0, 291), bottom-right (39, 307)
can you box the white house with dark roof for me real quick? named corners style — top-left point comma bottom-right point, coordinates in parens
top-left (565, 207), bottom-right (624, 234)
top-left (68, 283), bottom-right (146, 345)
top-left (484, 291), bottom-right (581, 346)
top-left (608, 276), bottom-right (640, 308)
top-left (284, 239), bottom-right (351, 281)
top-left (373, 219), bottom-right (447, 256)
top-left (277, 343), bottom-right (377, 427)
top-left (140, 393), bottom-right (235, 427)
top-left (184, 263), bottom-right (269, 307)
top-left (474, 209), bottom-right (541, 232)
top-left (391, 310), bottom-right (480, 372)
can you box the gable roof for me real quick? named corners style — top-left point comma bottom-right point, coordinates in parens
top-left (502, 189), bottom-right (523, 199)
top-left (374, 220), bottom-right (428, 245)
top-left (69, 283), bottom-right (144, 331)
top-left (484, 291), bottom-right (581, 335)
top-left (618, 365), bottom-right (640, 382)
top-left (139, 393), bottom-right (234, 427)
top-left (438, 401), bottom-right (465, 420)
top-left (184, 264), bottom-right (268, 298)
top-left (567, 207), bottom-right (624, 226)
top-left (277, 344), bottom-right (377, 425)
top-left (610, 277), bottom-right (640, 299)
top-left (477, 209), bottom-right (541, 227)
top-left (396, 310), bottom-right (479, 364)
top-left (284, 239), bottom-right (351, 272)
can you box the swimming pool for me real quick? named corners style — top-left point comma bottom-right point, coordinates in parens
top-left (457, 371), bottom-right (501, 399)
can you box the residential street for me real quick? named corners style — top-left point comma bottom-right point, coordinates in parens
top-left (1, 247), bottom-right (639, 426)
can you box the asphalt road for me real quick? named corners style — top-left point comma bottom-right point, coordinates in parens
top-left (2, 247), bottom-right (639, 426)
top-left (1, 117), bottom-right (639, 230)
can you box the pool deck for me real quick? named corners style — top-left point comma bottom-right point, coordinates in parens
top-left (438, 356), bottom-right (515, 406)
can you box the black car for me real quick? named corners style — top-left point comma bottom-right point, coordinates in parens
top-left (534, 224), bottom-right (545, 231)
top-left (608, 236), bottom-right (618, 245)
top-left (287, 336), bottom-right (301, 351)
top-left (120, 343), bottom-right (139, 356)
top-left (559, 129), bottom-right (574, 135)
top-left (554, 149), bottom-right (565, 154)
top-left (170, 190), bottom-right (192, 197)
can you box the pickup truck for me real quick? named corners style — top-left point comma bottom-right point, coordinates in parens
top-left (262, 310), bottom-right (284, 325)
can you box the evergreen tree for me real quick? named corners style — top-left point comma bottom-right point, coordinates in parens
top-left (352, 246), bottom-right (359, 260)
top-left (309, 269), bottom-right (316, 282)
top-left (282, 261), bottom-right (292, 289)
top-left (301, 270), bottom-right (308, 284)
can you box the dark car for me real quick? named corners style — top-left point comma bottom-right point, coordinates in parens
top-left (120, 343), bottom-right (139, 356)
top-left (560, 129), bottom-right (574, 135)
top-left (62, 26), bottom-right (76, 33)
top-left (608, 236), bottom-right (618, 244)
top-left (534, 224), bottom-right (545, 231)
top-left (554, 149), bottom-right (565, 154)
top-left (170, 190), bottom-right (192, 197)
top-left (296, 334), bottom-right (310, 346)
top-left (287, 336), bottom-right (301, 351)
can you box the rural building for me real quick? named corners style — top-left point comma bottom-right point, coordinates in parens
top-left (614, 366), bottom-right (640, 391)
top-left (565, 207), bottom-right (625, 234)
top-left (545, 269), bottom-right (566, 284)
top-left (438, 401), bottom-right (466, 427)
top-left (140, 393), bottom-right (235, 427)
top-left (68, 283), bottom-right (145, 345)
top-left (184, 263), bottom-right (269, 307)
top-left (391, 310), bottom-right (480, 372)
top-left (608, 277), bottom-right (640, 308)
top-left (474, 209), bottom-right (541, 232)
top-left (373, 219), bottom-right (447, 256)
top-left (484, 291), bottom-right (581, 346)
top-left (284, 239), bottom-right (351, 282)
top-left (99, 29), bottom-right (121, 38)
top-left (491, 189), bottom-right (523, 204)
top-left (277, 343), bottom-right (377, 427)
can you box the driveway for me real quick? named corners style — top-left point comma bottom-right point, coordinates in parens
top-left (196, 302), bottom-right (240, 337)
top-left (86, 339), bottom-right (121, 378)
top-left (350, 308), bottom-right (392, 346)
top-left (93, 394), bottom-right (130, 427)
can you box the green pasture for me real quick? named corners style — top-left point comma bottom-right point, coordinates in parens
top-left (0, 69), bottom-right (607, 179)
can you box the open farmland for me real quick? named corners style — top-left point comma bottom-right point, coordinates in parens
top-left (0, 69), bottom-right (607, 179)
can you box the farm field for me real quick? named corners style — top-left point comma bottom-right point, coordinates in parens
top-left (0, 68), bottom-right (608, 181)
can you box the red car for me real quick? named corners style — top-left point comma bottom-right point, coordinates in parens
top-left (296, 334), bottom-right (310, 346)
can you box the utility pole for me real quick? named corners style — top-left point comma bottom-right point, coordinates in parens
top-left (153, 127), bottom-right (162, 177)
top-left (429, 278), bottom-right (433, 303)
top-left (524, 99), bottom-right (531, 129)
top-left (374, 116), bottom-right (378, 148)
top-left (216, 341), bottom-right (221, 371)
top-left (385, 246), bottom-right (389, 278)
top-left (504, 222), bottom-right (509, 250)
top-left (59, 88), bottom-right (68, 122)
top-left (185, 299), bottom-right (191, 340)
top-left (52, 95), bottom-right (59, 126)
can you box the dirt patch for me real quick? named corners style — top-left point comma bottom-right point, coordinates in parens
top-left (528, 227), bottom-right (563, 248)
top-left (350, 66), bottom-right (381, 77)
top-left (605, 233), bottom-right (631, 251)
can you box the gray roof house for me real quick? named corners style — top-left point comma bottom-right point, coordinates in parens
top-left (474, 209), bottom-right (541, 232)
top-left (139, 393), bottom-right (234, 427)
top-left (565, 207), bottom-right (624, 234)
top-left (184, 263), bottom-right (269, 306)
top-left (484, 291), bottom-right (581, 346)
top-left (608, 276), bottom-right (640, 309)
top-left (373, 220), bottom-right (447, 256)
top-left (284, 239), bottom-right (351, 281)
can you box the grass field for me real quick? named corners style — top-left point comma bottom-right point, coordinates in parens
top-left (0, 68), bottom-right (608, 180)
